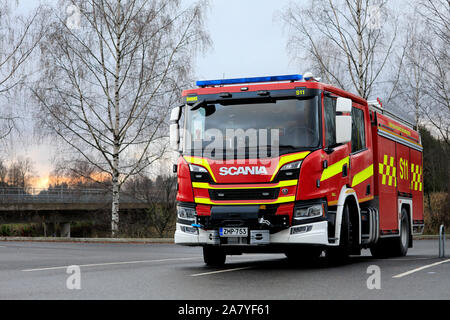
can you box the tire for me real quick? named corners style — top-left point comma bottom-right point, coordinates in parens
top-left (203, 246), bottom-right (226, 267)
top-left (326, 203), bottom-right (352, 262)
top-left (370, 208), bottom-right (410, 258)
top-left (369, 239), bottom-right (390, 258)
top-left (391, 208), bottom-right (410, 257)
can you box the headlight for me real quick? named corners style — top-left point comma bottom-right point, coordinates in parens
top-left (189, 164), bottom-right (208, 173)
top-left (293, 204), bottom-right (324, 220)
top-left (280, 161), bottom-right (302, 171)
top-left (177, 206), bottom-right (196, 221)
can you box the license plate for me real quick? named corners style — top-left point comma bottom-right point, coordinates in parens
top-left (219, 227), bottom-right (248, 237)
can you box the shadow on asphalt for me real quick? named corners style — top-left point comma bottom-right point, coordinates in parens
top-left (185, 253), bottom-right (440, 274)
top-left (184, 256), bottom-right (374, 273)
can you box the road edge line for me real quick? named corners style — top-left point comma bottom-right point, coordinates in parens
top-left (392, 259), bottom-right (450, 278)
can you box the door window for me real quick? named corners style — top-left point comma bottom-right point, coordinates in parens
top-left (351, 107), bottom-right (366, 153)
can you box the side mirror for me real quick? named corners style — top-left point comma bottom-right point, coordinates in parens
top-left (335, 98), bottom-right (352, 145)
top-left (170, 106), bottom-right (182, 122)
top-left (169, 106), bottom-right (183, 152)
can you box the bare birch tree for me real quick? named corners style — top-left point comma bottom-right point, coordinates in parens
top-left (33, 0), bottom-right (209, 236)
top-left (280, 0), bottom-right (401, 100)
top-left (7, 156), bottom-right (35, 189)
top-left (414, 0), bottom-right (449, 146)
top-left (395, 0), bottom-right (449, 144)
top-left (0, 1), bottom-right (44, 140)
top-left (124, 172), bottom-right (177, 237)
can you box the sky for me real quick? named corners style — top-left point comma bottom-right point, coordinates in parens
top-left (13, 0), bottom-right (300, 184)
top-left (193, 0), bottom-right (297, 80)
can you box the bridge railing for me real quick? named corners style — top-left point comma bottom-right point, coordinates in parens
top-left (0, 187), bottom-right (143, 204)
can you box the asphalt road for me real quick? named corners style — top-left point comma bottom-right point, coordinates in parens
top-left (0, 240), bottom-right (448, 300)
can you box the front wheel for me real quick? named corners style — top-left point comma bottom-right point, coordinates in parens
top-left (326, 203), bottom-right (352, 262)
top-left (203, 246), bottom-right (226, 267)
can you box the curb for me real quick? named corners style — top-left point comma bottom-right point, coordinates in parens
top-left (0, 236), bottom-right (446, 244)
top-left (0, 237), bottom-right (174, 244)
top-left (413, 235), bottom-right (449, 240)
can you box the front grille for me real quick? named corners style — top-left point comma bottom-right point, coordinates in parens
top-left (209, 188), bottom-right (279, 201)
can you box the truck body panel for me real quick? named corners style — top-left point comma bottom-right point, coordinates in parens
top-left (172, 75), bottom-right (424, 260)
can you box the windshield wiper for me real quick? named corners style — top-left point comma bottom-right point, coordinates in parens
top-left (191, 100), bottom-right (207, 110)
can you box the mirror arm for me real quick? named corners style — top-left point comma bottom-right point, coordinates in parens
top-left (324, 143), bottom-right (343, 154)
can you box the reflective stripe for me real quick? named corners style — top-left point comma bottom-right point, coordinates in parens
top-left (270, 151), bottom-right (311, 181)
top-left (194, 196), bottom-right (296, 206)
top-left (320, 157), bottom-right (350, 182)
top-left (192, 180), bottom-right (298, 190)
top-left (410, 163), bottom-right (423, 191)
top-left (379, 155), bottom-right (397, 187)
top-left (378, 128), bottom-right (423, 152)
top-left (358, 195), bottom-right (374, 203)
top-left (351, 164), bottom-right (374, 187)
top-left (185, 153), bottom-right (310, 184)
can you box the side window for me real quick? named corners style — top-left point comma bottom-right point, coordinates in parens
top-left (351, 107), bottom-right (366, 153)
top-left (324, 97), bottom-right (336, 147)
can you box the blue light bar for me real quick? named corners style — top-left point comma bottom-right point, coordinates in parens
top-left (196, 74), bottom-right (303, 87)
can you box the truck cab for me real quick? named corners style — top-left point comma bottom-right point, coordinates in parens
top-left (170, 74), bottom-right (423, 266)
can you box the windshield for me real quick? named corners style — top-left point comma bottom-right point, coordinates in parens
top-left (184, 97), bottom-right (320, 159)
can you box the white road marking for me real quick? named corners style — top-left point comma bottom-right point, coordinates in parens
top-left (22, 257), bottom-right (202, 272)
top-left (191, 266), bottom-right (253, 277)
top-left (231, 254), bottom-right (283, 259)
top-left (387, 257), bottom-right (437, 261)
top-left (392, 259), bottom-right (450, 278)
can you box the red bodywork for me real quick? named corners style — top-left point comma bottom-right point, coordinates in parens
top-left (177, 80), bottom-right (424, 234)
top-left (372, 112), bottom-right (424, 234)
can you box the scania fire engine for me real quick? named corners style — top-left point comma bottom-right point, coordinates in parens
top-left (169, 74), bottom-right (424, 266)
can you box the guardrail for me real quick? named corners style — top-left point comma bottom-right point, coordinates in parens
top-left (0, 187), bottom-right (143, 204)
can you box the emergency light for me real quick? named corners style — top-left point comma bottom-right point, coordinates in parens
top-left (196, 74), bottom-right (304, 87)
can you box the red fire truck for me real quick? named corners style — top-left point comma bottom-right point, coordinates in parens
top-left (170, 74), bottom-right (424, 266)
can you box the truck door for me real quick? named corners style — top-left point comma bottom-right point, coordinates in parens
top-left (323, 95), bottom-right (351, 206)
top-left (349, 104), bottom-right (374, 204)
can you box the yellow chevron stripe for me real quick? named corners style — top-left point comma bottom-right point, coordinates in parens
top-left (192, 180), bottom-right (298, 190)
top-left (320, 157), bottom-right (350, 182)
top-left (270, 151), bottom-right (311, 181)
top-left (183, 156), bottom-right (217, 182)
top-left (194, 196), bottom-right (296, 206)
top-left (185, 152), bottom-right (310, 184)
top-left (351, 164), bottom-right (374, 187)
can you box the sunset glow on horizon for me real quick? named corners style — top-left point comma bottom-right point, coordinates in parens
top-left (26, 172), bottom-right (111, 190)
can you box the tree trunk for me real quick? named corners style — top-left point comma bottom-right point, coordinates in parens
top-left (356, 1), bottom-right (364, 98)
top-left (111, 1), bottom-right (122, 237)
top-left (111, 166), bottom-right (120, 237)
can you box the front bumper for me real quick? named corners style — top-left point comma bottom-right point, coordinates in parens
top-left (174, 220), bottom-right (329, 247)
